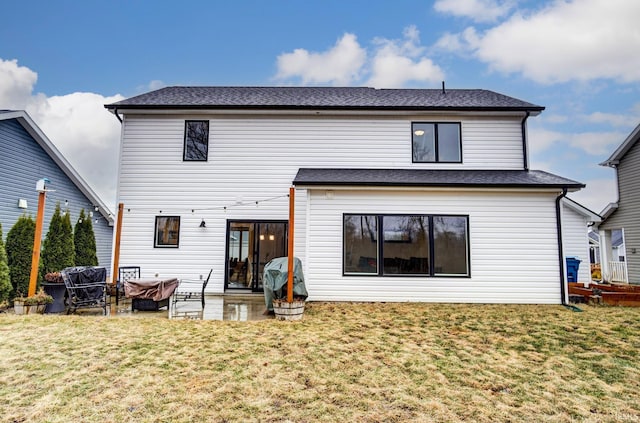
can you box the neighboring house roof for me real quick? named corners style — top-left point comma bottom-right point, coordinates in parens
top-left (600, 122), bottom-right (640, 167)
top-left (105, 86), bottom-right (545, 113)
top-left (599, 202), bottom-right (619, 221)
top-left (562, 196), bottom-right (602, 223)
top-left (0, 110), bottom-right (114, 225)
top-left (293, 168), bottom-right (584, 190)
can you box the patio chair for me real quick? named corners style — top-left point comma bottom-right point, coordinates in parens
top-left (61, 266), bottom-right (108, 315)
top-left (116, 266), bottom-right (141, 305)
top-left (171, 269), bottom-right (212, 318)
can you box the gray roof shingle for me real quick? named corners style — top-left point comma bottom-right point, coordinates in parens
top-left (293, 168), bottom-right (583, 190)
top-left (105, 86), bottom-right (544, 112)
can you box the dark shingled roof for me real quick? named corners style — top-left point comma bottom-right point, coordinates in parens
top-left (105, 86), bottom-right (544, 112)
top-left (293, 169), bottom-right (584, 190)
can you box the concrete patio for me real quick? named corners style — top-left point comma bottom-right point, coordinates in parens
top-left (74, 293), bottom-right (271, 321)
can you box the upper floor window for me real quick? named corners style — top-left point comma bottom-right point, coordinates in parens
top-left (183, 120), bottom-right (209, 161)
top-left (412, 122), bottom-right (461, 163)
top-left (155, 216), bottom-right (180, 248)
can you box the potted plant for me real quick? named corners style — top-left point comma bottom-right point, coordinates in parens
top-left (13, 289), bottom-right (53, 315)
top-left (42, 272), bottom-right (67, 313)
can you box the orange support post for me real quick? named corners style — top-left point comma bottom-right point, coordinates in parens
top-left (287, 187), bottom-right (295, 303)
top-left (111, 203), bottom-right (124, 286)
top-left (28, 190), bottom-right (47, 297)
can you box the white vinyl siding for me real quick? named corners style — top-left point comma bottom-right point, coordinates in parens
top-left (304, 189), bottom-right (561, 304)
top-left (561, 203), bottom-right (592, 283)
top-left (116, 114), bottom-right (527, 292)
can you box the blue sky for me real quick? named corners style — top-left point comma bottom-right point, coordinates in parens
top-left (1, 0), bottom-right (639, 213)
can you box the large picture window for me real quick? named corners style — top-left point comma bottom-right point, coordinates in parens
top-left (154, 216), bottom-right (180, 248)
top-left (183, 120), bottom-right (209, 161)
top-left (343, 214), bottom-right (469, 277)
top-left (412, 122), bottom-right (461, 163)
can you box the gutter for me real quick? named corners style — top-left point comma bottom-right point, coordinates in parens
top-left (521, 111), bottom-right (530, 171)
top-left (112, 108), bottom-right (123, 124)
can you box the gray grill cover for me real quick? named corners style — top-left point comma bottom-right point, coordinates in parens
top-left (263, 257), bottom-right (308, 311)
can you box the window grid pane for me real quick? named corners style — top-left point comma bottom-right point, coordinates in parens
top-left (412, 123), bottom-right (436, 162)
top-left (344, 215), bottom-right (378, 274)
top-left (433, 216), bottom-right (468, 275)
top-left (382, 216), bottom-right (430, 275)
top-left (437, 124), bottom-right (461, 162)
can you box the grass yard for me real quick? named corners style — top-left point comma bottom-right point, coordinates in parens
top-left (1, 302), bottom-right (639, 422)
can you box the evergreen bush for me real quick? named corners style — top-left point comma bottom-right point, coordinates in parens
top-left (5, 215), bottom-right (35, 298)
top-left (40, 203), bottom-right (75, 279)
top-left (74, 209), bottom-right (98, 266)
top-left (0, 222), bottom-right (12, 304)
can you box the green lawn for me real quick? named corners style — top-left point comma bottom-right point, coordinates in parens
top-left (1, 302), bottom-right (639, 422)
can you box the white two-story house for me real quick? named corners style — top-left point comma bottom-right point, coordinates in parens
top-left (105, 86), bottom-right (585, 304)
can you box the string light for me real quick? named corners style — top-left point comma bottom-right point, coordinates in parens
top-left (118, 193), bottom-right (289, 214)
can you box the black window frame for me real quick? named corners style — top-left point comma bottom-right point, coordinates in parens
top-left (183, 120), bottom-right (210, 162)
top-left (343, 213), bottom-right (470, 278)
top-left (411, 122), bottom-right (462, 164)
top-left (154, 216), bottom-right (181, 248)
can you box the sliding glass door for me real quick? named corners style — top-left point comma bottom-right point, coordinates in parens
top-left (226, 220), bottom-right (288, 291)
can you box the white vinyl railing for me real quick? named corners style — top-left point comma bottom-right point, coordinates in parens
top-left (608, 261), bottom-right (628, 283)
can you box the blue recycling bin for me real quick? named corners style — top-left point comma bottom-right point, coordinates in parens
top-left (566, 257), bottom-right (581, 282)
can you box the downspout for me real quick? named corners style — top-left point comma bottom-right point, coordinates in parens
top-left (521, 111), bottom-right (530, 171)
top-left (555, 188), bottom-right (581, 311)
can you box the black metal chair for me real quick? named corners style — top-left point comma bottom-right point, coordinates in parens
top-left (117, 266), bottom-right (141, 305)
top-left (171, 269), bottom-right (212, 319)
top-left (61, 266), bottom-right (108, 315)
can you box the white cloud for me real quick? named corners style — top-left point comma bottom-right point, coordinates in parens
top-left (436, 0), bottom-right (640, 84)
top-left (367, 26), bottom-right (444, 88)
top-left (275, 33), bottom-right (366, 85)
top-left (434, 0), bottom-right (515, 23)
top-left (527, 127), bottom-right (563, 155)
top-left (528, 125), bottom-right (625, 156)
top-left (433, 27), bottom-right (480, 53)
top-left (275, 27), bottom-right (444, 88)
top-left (567, 131), bottom-right (626, 156)
top-left (0, 59), bottom-right (39, 109)
top-left (0, 58), bottom-right (123, 209)
top-left (580, 111), bottom-right (640, 128)
top-left (567, 177), bottom-right (617, 216)
top-left (137, 79), bottom-right (166, 93)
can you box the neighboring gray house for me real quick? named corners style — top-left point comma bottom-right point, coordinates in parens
top-left (0, 110), bottom-right (114, 272)
top-left (106, 86), bottom-right (586, 304)
top-left (598, 122), bottom-right (640, 284)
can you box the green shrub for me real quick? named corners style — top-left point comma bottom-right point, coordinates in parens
top-left (74, 209), bottom-right (98, 266)
top-left (0, 222), bottom-right (12, 304)
top-left (5, 215), bottom-right (35, 298)
top-left (40, 203), bottom-right (75, 279)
